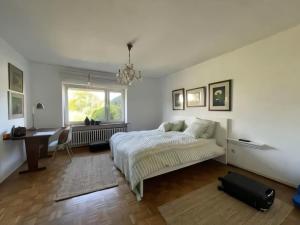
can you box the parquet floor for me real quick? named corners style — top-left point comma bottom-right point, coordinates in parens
top-left (0, 148), bottom-right (299, 225)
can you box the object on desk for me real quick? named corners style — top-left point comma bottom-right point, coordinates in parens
top-left (227, 138), bottom-right (265, 148)
top-left (10, 126), bottom-right (15, 137)
top-left (84, 116), bottom-right (90, 125)
top-left (2, 132), bottom-right (11, 140)
top-left (95, 121), bottom-right (101, 125)
top-left (32, 102), bottom-right (45, 129)
top-left (238, 138), bottom-right (251, 142)
top-left (11, 126), bottom-right (26, 137)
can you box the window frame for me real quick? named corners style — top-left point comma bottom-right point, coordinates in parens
top-left (63, 84), bottom-right (125, 125)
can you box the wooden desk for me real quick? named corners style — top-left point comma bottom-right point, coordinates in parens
top-left (18, 128), bottom-right (62, 174)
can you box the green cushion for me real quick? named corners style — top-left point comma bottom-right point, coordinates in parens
top-left (158, 122), bottom-right (173, 132)
top-left (195, 118), bottom-right (216, 138)
top-left (171, 120), bottom-right (185, 131)
top-left (183, 121), bottom-right (209, 138)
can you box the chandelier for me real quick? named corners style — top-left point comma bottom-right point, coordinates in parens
top-left (116, 42), bottom-right (142, 85)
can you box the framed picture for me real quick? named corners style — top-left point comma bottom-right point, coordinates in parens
top-left (8, 91), bottom-right (24, 119)
top-left (209, 79), bottom-right (232, 111)
top-left (186, 86), bottom-right (206, 107)
top-left (8, 63), bottom-right (23, 93)
top-left (172, 88), bottom-right (185, 110)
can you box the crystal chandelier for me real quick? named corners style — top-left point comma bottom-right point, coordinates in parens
top-left (116, 42), bottom-right (142, 85)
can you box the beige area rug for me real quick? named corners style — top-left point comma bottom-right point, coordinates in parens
top-left (55, 154), bottom-right (118, 201)
top-left (159, 182), bottom-right (292, 225)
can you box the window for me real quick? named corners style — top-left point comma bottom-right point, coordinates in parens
top-left (109, 91), bottom-right (123, 121)
top-left (65, 86), bottom-right (125, 124)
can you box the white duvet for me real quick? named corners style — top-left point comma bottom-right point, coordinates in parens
top-left (110, 129), bottom-right (225, 193)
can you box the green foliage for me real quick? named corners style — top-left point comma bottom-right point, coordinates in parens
top-left (68, 90), bottom-right (105, 122)
top-left (109, 95), bottom-right (122, 120)
top-left (91, 108), bottom-right (105, 120)
top-left (110, 103), bottom-right (122, 120)
top-left (68, 90), bottom-right (122, 122)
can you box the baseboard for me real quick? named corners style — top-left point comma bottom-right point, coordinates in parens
top-left (214, 155), bottom-right (227, 164)
top-left (0, 158), bottom-right (26, 184)
top-left (228, 163), bottom-right (297, 189)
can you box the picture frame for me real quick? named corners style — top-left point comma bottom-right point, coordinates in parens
top-left (8, 91), bottom-right (24, 119)
top-left (209, 79), bottom-right (232, 111)
top-left (186, 86), bottom-right (206, 107)
top-left (172, 88), bottom-right (185, 110)
top-left (8, 63), bottom-right (23, 93)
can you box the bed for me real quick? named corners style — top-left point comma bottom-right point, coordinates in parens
top-left (110, 117), bottom-right (228, 200)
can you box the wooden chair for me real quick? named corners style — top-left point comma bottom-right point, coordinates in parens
top-left (49, 126), bottom-right (73, 162)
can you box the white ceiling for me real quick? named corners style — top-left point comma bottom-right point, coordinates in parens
top-left (0, 0), bottom-right (300, 77)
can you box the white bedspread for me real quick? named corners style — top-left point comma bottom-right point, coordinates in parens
top-left (110, 130), bottom-right (225, 193)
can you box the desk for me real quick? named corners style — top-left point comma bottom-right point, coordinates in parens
top-left (18, 128), bottom-right (62, 174)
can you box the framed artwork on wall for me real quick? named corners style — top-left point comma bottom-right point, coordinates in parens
top-left (8, 91), bottom-right (24, 119)
top-left (186, 86), bottom-right (206, 107)
top-left (8, 63), bottom-right (23, 93)
top-left (209, 79), bottom-right (232, 111)
top-left (172, 88), bottom-right (185, 110)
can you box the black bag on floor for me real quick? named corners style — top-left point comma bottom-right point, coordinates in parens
top-left (218, 171), bottom-right (275, 211)
top-left (89, 141), bottom-right (109, 152)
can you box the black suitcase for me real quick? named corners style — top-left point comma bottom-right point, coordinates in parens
top-left (218, 171), bottom-right (275, 211)
top-left (89, 141), bottom-right (110, 152)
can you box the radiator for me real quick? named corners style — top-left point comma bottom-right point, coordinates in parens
top-left (71, 124), bottom-right (127, 147)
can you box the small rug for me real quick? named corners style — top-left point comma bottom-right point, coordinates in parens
top-left (159, 182), bottom-right (292, 225)
top-left (55, 154), bottom-right (118, 201)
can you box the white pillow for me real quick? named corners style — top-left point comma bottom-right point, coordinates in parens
top-left (195, 118), bottom-right (216, 138)
top-left (171, 120), bottom-right (185, 131)
top-left (183, 121), bottom-right (209, 138)
top-left (157, 122), bottom-right (173, 132)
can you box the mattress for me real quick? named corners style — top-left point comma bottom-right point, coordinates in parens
top-left (110, 129), bottom-right (225, 192)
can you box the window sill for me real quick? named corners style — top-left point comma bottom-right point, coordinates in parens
top-left (71, 122), bottom-right (128, 131)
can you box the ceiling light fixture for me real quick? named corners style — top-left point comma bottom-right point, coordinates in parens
top-left (116, 42), bottom-right (142, 86)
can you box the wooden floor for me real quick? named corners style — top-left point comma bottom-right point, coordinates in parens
top-left (0, 148), bottom-right (299, 225)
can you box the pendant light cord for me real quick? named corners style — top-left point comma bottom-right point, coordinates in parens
top-left (129, 48), bottom-right (131, 64)
top-left (127, 42), bottom-right (132, 64)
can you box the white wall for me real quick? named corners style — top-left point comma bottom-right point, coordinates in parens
top-left (30, 62), bottom-right (162, 131)
top-left (30, 63), bottom-right (63, 128)
top-left (161, 25), bottom-right (300, 187)
top-left (127, 78), bottom-right (162, 131)
top-left (0, 37), bottom-right (31, 182)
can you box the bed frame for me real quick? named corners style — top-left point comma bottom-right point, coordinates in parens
top-left (135, 117), bottom-right (229, 201)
